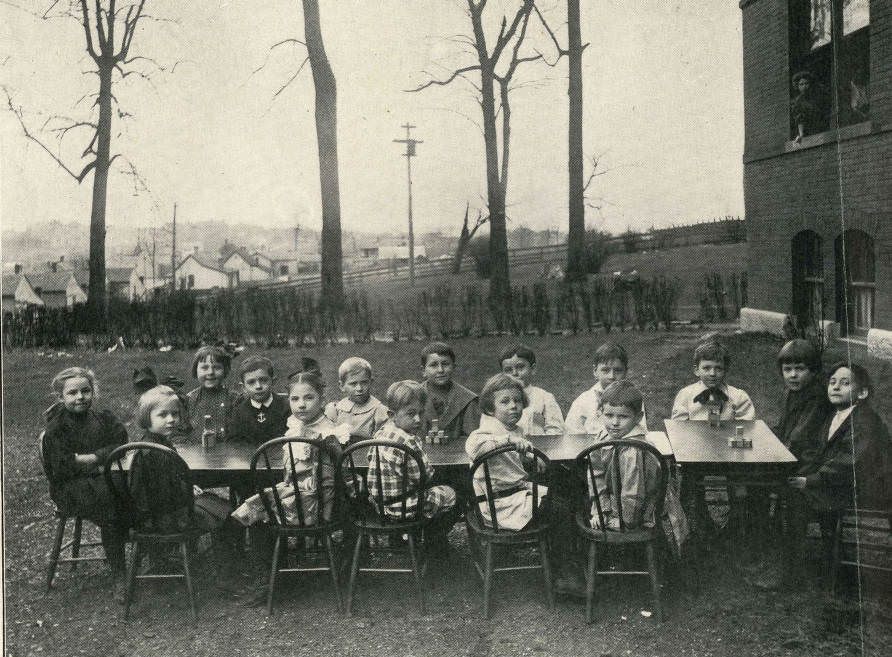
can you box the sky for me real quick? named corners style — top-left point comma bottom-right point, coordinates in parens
top-left (0, 0), bottom-right (745, 240)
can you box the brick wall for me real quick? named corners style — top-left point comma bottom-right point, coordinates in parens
top-left (741, 0), bottom-right (892, 331)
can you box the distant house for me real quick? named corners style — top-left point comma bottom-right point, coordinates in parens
top-left (106, 267), bottom-right (133, 299)
top-left (129, 262), bottom-right (172, 300)
top-left (222, 250), bottom-right (271, 283)
top-left (378, 245), bottom-right (427, 264)
top-left (176, 252), bottom-right (238, 290)
top-left (1, 274), bottom-right (44, 313)
top-left (28, 271), bottom-right (87, 308)
top-left (254, 249), bottom-right (321, 278)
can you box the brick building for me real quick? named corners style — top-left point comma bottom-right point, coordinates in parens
top-left (739, 0), bottom-right (892, 357)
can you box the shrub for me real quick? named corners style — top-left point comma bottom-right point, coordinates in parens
top-left (584, 228), bottom-right (610, 274)
top-left (621, 227), bottom-right (640, 254)
top-left (531, 283), bottom-right (551, 336)
top-left (469, 236), bottom-right (491, 278)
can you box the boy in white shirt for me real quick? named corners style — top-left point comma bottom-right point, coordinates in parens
top-left (499, 344), bottom-right (564, 437)
top-left (671, 341), bottom-right (755, 421)
top-left (565, 343), bottom-right (647, 434)
top-left (324, 357), bottom-right (389, 440)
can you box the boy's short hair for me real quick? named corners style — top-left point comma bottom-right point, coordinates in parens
top-left (828, 361), bottom-right (873, 397)
top-left (777, 339), bottom-right (821, 373)
top-left (593, 343), bottom-right (628, 369)
top-left (693, 341), bottom-right (730, 368)
top-left (478, 373), bottom-right (529, 415)
top-left (421, 341), bottom-right (456, 366)
top-left (135, 385), bottom-right (183, 430)
top-left (499, 343), bottom-right (536, 367)
top-left (191, 345), bottom-right (232, 378)
top-left (385, 380), bottom-right (427, 411)
top-left (133, 366), bottom-right (157, 395)
top-left (238, 355), bottom-right (274, 381)
top-left (338, 357), bottom-right (372, 382)
top-left (599, 380), bottom-right (644, 414)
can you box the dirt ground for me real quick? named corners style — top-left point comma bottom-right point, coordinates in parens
top-left (3, 329), bottom-right (891, 656)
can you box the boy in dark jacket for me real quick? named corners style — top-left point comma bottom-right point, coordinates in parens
top-left (774, 339), bottom-right (834, 460)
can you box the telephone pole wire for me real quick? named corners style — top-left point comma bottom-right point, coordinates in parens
top-left (393, 123), bottom-right (422, 286)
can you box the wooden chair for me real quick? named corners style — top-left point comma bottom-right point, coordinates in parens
top-left (38, 431), bottom-right (106, 591)
top-left (466, 443), bottom-right (554, 619)
top-left (574, 439), bottom-right (668, 624)
top-left (250, 436), bottom-right (343, 616)
top-left (337, 439), bottom-right (437, 615)
top-left (831, 508), bottom-right (892, 597)
top-left (104, 442), bottom-right (205, 620)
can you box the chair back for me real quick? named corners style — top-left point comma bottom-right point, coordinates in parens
top-left (575, 438), bottom-right (668, 533)
top-left (250, 436), bottom-right (340, 528)
top-left (468, 443), bottom-right (550, 533)
top-left (338, 439), bottom-right (430, 524)
top-left (104, 442), bottom-right (195, 533)
top-left (38, 430), bottom-right (51, 480)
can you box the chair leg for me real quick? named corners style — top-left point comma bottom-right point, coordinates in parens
top-left (538, 535), bottom-right (554, 609)
top-left (71, 517), bottom-right (83, 571)
top-left (180, 541), bottom-right (197, 620)
top-left (645, 542), bottom-right (664, 622)
top-left (345, 531), bottom-right (363, 616)
top-left (266, 534), bottom-right (283, 617)
top-left (47, 516), bottom-right (67, 591)
top-left (482, 542), bottom-right (494, 620)
top-left (585, 542), bottom-right (597, 624)
top-left (123, 541), bottom-right (140, 620)
top-left (324, 533), bottom-right (343, 612)
top-left (830, 517), bottom-right (842, 598)
top-left (406, 533), bottom-right (426, 615)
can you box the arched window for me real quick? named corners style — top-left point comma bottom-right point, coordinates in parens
top-left (834, 229), bottom-right (875, 335)
top-left (791, 230), bottom-right (824, 328)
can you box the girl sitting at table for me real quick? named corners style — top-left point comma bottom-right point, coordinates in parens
top-left (231, 369), bottom-right (350, 528)
top-left (185, 345), bottom-right (240, 444)
top-left (41, 367), bottom-right (129, 599)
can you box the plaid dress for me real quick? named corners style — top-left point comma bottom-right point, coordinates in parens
top-left (366, 421), bottom-right (456, 519)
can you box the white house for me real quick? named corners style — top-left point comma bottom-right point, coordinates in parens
top-left (378, 245), bottom-right (427, 264)
top-left (176, 253), bottom-right (238, 290)
top-left (27, 271), bottom-right (87, 308)
top-left (254, 249), bottom-right (321, 278)
top-left (222, 250), bottom-right (271, 283)
top-left (1, 274), bottom-right (44, 313)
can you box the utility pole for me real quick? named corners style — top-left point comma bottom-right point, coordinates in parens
top-left (393, 123), bottom-right (422, 286)
top-left (170, 203), bottom-right (177, 293)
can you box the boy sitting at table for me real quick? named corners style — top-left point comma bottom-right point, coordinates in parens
top-left (420, 341), bottom-right (480, 442)
top-left (565, 343), bottom-right (647, 434)
top-left (774, 339), bottom-right (833, 460)
top-left (325, 357), bottom-right (389, 440)
top-left (499, 344), bottom-right (564, 437)
top-left (225, 356), bottom-right (290, 446)
top-left (786, 363), bottom-right (892, 582)
top-left (671, 341), bottom-right (755, 422)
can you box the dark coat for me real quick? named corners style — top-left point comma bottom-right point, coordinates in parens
top-left (422, 380), bottom-right (480, 442)
top-left (801, 402), bottom-right (892, 511)
top-left (224, 393), bottom-right (290, 445)
top-left (42, 407), bottom-right (128, 522)
top-left (776, 377), bottom-right (834, 464)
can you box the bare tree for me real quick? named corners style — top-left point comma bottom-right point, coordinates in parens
top-left (411, 0), bottom-right (546, 301)
top-left (5, 0), bottom-right (153, 324)
top-left (253, 1), bottom-right (343, 305)
top-left (453, 202), bottom-right (488, 274)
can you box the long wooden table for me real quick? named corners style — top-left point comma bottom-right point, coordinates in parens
top-left (176, 431), bottom-right (674, 487)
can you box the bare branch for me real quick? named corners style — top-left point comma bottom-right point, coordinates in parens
top-left (406, 64), bottom-right (481, 92)
top-left (4, 87), bottom-right (96, 183)
top-left (272, 56), bottom-right (310, 99)
top-left (533, 3), bottom-right (567, 57)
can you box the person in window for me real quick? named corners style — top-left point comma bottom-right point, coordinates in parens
top-left (791, 71), bottom-right (822, 143)
top-left (848, 74), bottom-right (869, 123)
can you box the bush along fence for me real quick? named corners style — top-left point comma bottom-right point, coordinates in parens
top-left (2, 272), bottom-right (747, 349)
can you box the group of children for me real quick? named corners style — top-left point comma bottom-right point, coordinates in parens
top-left (41, 336), bottom-right (891, 602)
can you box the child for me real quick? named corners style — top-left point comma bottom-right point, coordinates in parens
top-left (788, 363), bottom-right (891, 512)
top-left (41, 367), bottom-right (129, 595)
top-left (465, 373), bottom-right (547, 531)
top-left (565, 343), bottom-right (647, 433)
top-left (225, 356), bottom-right (290, 445)
top-left (671, 341), bottom-right (755, 421)
top-left (325, 357), bottom-right (389, 440)
top-left (367, 381), bottom-right (457, 542)
top-left (499, 344), bottom-right (564, 437)
top-left (185, 345), bottom-right (239, 444)
top-left (420, 341), bottom-right (480, 442)
top-left (129, 386), bottom-right (232, 535)
top-left (583, 381), bottom-right (663, 531)
top-left (231, 370), bottom-right (349, 527)
top-left (774, 339), bottom-right (833, 459)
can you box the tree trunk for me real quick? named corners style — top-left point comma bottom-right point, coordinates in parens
top-left (565, 0), bottom-right (586, 281)
top-left (88, 62), bottom-right (114, 324)
top-left (302, 0), bottom-right (343, 305)
top-left (453, 204), bottom-right (471, 274)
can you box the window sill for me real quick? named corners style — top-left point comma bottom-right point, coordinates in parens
top-left (784, 121), bottom-right (874, 153)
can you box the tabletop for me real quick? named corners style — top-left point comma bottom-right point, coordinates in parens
top-left (663, 419), bottom-right (797, 473)
top-left (175, 430), bottom-right (674, 477)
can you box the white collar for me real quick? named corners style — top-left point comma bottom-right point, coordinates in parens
top-left (478, 413), bottom-right (523, 437)
top-left (250, 395), bottom-right (274, 409)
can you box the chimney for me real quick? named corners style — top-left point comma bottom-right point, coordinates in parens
top-left (14, 264), bottom-right (22, 274)
top-left (193, 245), bottom-right (199, 254)
top-left (50, 262), bottom-right (58, 273)
top-left (59, 255), bottom-right (65, 262)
